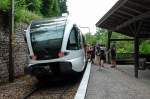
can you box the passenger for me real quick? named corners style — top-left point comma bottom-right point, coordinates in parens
top-left (100, 48), bottom-right (105, 67)
top-left (89, 45), bottom-right (93, 62)
top-left (95, 44), bottom-right (101, 69)
top-left (91, 45), bottom-right (95, 64)
top-left (85, 44), bottom-right (88, 57)
top-left (110, 45), bottom-right (116, 68)
top-left (86, 44), bottom-right (91, 61)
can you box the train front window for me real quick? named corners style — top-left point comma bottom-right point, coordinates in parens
top-left (30, 22), bottom-right (65, 60)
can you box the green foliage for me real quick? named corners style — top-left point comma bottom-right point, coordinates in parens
top-left (15, 0), bottom-right (26, 9)
top-left (85, 28), bottom-right (134, 53)
top-left (60, 0), bottom-right (68, 14)
top-left (140, 40), bottom-right (150, 54)
top-left (115, 41), bottom-right (133, 53)
top-left (0, 0), bottom-right (67, 23)
top-left (95, 28), bottom-right (107, 45)
top-left (85, 28), bottom-right (150, 54)
top-left (85, 28), bottom-right (108, 45)
top-left (51, 0), bottom-right (60, 16)
top-left (85, 33), bottom-right (96, 45)
top-left (15, 9), bottom-right (42, 23)
top-left (0, 0), bottom-right (10, 12)
top-left (117, 48), bottom-right (127, 53)
top-left (25, 0), bottom-right (42, 14)
top-left (110, 32), bottom-right (134, 53)
top-left (111, 32), bottom-right (132, 39)
top-left (41, 0), bottom-right (50, 16)
top-left (41, 0), bottom-right (60, 17)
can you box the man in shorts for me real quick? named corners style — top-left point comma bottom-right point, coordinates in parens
top-left (111, 45), bottom-right (116, 68)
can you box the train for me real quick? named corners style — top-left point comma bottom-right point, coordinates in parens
top-left (24, 16), bottom-right (87, 80)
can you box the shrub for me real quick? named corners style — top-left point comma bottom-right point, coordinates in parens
top-left (15, 9), bottom-right (42, 23)
top-left (140, 40), bottom-right (150, 54)
top-left (41, 0), bottom-right (60, 17)
top-left (25, 0), bottom-right (42, 14)
top-left (0, 0), bottom-right (10, 12)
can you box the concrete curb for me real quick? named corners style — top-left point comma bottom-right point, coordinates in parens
top-left (74, 62), bottom-right (91, 99)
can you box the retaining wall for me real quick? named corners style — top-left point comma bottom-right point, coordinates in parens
top-left (0, 23), bottom-right (29, 83)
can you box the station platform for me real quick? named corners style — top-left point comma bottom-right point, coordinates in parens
top-left (85, 64), bottom-right (150, 99)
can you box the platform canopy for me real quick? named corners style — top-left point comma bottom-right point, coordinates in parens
top-left (96, 0), bottom-right (150, 38)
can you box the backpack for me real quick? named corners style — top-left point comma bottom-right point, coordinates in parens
top-left (95, 46), bottom-right (101, 56)
top-left (100, 49), bottom-right (105, 55)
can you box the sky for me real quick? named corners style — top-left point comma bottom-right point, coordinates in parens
top-left (67, 0), bottom-right (119, 34)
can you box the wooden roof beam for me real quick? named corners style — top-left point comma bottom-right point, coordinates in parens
top-left (112, 13), bottom-right (129, 19)
top-left (117, 10), bottom-right (135, 17)
top-left (115, 11), bottom-right (150, 30)
top-left (128, 0), bottom-right (150, 11)
top-left (122, 6), bottom-right (142, 14)
top-left (142, 24), bottom-right (150, 28)
top-left (141, 27), bottom-right (150, 31)
top-left (143, 19), bottom-right (150, 23)
top-left (96, 0), bottom-right (128, 26)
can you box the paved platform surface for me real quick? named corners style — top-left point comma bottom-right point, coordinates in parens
top-left (85, 64), bottom-right (150, 99)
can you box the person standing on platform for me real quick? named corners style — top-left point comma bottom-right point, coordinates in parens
top-left (110, 45), bottom-right (116, 68)
top-left (100, 48), bottom-right (106, 67)
top-left (95, 44), bottom-right (101, 69)
top-left (86, 44), bottom-right (90, 60)
top-left (91, 45), bottom-right (95, 63)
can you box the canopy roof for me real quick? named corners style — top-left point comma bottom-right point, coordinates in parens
top-left (96, 0), bottom-right (150, 38)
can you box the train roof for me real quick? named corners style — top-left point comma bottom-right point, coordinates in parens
top-left (30, 16), bottom-right (68, 30)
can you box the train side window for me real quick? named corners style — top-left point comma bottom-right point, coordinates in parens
top-left (67, 27), bottom-right (80, 50)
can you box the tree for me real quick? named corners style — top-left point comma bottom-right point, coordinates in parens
top-left (0, 0), bottom-right (68, 23)
top-left (15, 0), bottom-right (26, 9)
top-left (25, 0), bottom-right (42, 14)
top-left (140, 40), bottom-right (150, 54)
top-left (51, 0), bottom-right (60, 16)
top-left (95, 28), bottom-right (107, 45)
top-left (41, 0), bottom-right (60, 17)
top-left (0, 0), bottom-right (10, 12)
top-left (85, 33), bottom-right (96, 45)
top-left (59, 0), bottom-right (68, 14)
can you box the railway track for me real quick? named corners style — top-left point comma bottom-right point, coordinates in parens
top-left (23, 74), bottom-right (83, 99)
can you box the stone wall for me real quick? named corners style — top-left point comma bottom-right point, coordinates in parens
top-left (0, 23), bottom-right (29, 83)
top-left (14, 23), bottom-right (28, 77)
top-left (0, 28), bottom-right (9, 83)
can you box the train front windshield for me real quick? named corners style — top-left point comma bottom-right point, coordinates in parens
top-left (30, 20), bottom-right (66, 60)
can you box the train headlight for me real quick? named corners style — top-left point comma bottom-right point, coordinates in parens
top-left (31, 54), bottom-right (37, 60)
top-left (58, 51), bottom-right (68, 57)
top-left (58, 52), bottom-right (64, 57)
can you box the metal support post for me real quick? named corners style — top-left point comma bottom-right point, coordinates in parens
top-left (9, 0), bottom-right (14, 82)
top-left (134, 36), bottom-right (139, 78)
top-left (107, 31), bottom-right (112, 64)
